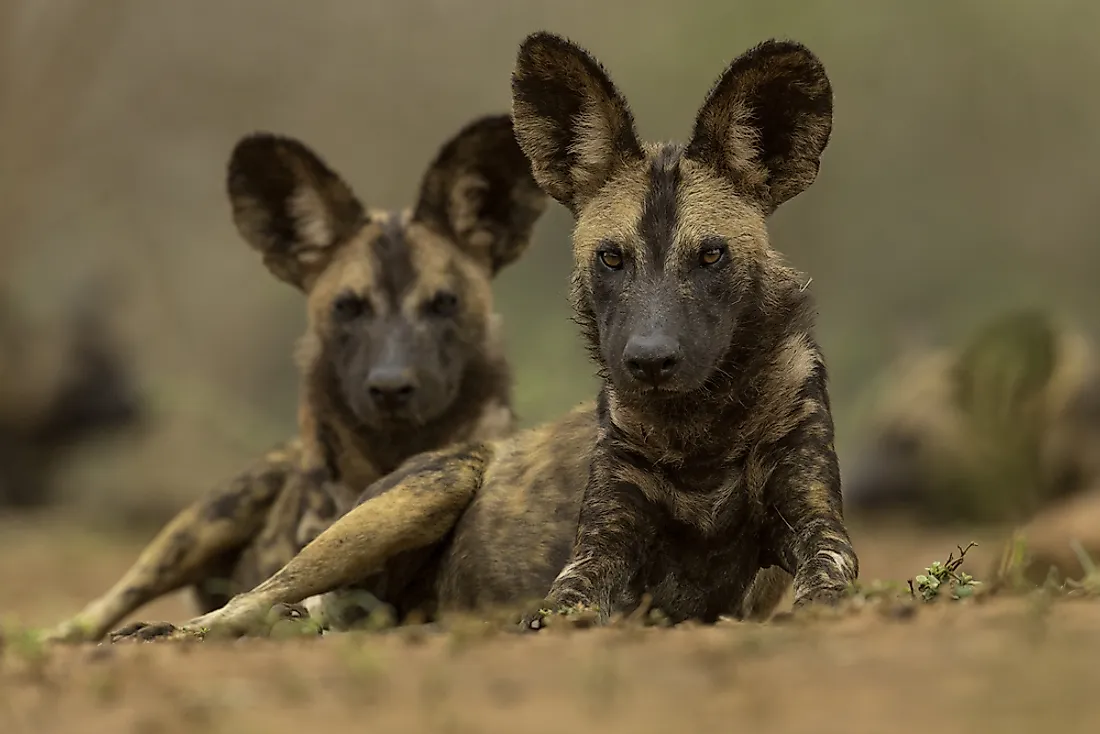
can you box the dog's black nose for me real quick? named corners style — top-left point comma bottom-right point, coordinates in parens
top-left (367, 366), bottom-right (417, 410)
top-left (624, 334), bottom-right (682, 386)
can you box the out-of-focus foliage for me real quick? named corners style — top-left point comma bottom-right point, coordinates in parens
top-left (3, 0), bottom-right (1098, 530)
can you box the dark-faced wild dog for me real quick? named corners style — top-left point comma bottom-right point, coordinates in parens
top-left (101, 32), bottom-right (858, 641)
top-left (0, 286), bottom-right (144, 509)
top-left (44, 113), bottom-right (548, 643)
top-left (844, 309), bottom-right (1100, 526)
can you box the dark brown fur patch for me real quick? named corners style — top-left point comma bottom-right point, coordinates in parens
top-left (637, 145), bottom-right (683, 268)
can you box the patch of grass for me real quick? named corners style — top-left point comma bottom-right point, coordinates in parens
top-left (991, 533), bottom-right (1100, 599)
top-left (990, 531), bottom-right (1034, 594)
top-left (0, 621), bottom-right (53, 683)
top-left (1062, 540), bottom-right (1100, 597)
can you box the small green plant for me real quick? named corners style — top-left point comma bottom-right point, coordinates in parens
top-left (908, 542), bottom-right (982, 601)
top-left (1062, 539), bottom-right (1100, 596)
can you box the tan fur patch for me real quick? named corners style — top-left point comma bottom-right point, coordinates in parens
top-left (402, 222), bottom-right (493, 324)
top-left (691, 102), bottom-right (769, 199)
top-left (571, 163), bottom-right (648, 265)
top-left (304, 225), bottom-right (383, 325)
top-left (289, 186), bottom-right (336, 250)
top-left (672, 159), bottom-right (769, 263)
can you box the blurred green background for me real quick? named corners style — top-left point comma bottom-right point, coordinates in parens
top-left (3, 0), bottom-right (1098, 527)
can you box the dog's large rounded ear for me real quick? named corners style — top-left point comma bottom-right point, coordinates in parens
top-left (952, 309), bottom-right (1057, 430)
top-left (684, 40), bottom-right (833, 215)
top-left (510, 31), bottom-right (643, 215)
top-left (412, 114), bottom-right (548, 276)
top-left (227, 133), bottom-right (366, 291)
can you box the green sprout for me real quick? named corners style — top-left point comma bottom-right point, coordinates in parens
top-left (908, 542), bottom-right (982, 602)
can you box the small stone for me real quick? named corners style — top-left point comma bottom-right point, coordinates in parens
top-left (85, 645), bottom-right (115, 663)
top-left (879, 602), bottom-right (918, 621)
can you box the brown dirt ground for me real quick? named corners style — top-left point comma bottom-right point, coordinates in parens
top-left (2, 513), bottom-right (1098, 734)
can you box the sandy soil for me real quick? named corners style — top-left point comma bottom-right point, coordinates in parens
top-left (2, 513), bottom-right (1097, 734)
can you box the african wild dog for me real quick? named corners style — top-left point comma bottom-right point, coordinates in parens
top-left (98, 31), bottom-right (858, 640)
top-left (512, 31), bottom-right (859, 627)
top-left (844, 309), bottom-right (1100, 525)
top-left (44, 113), bottom-right (548, 643)
top-left (0, 286), bottom-right (143, 509)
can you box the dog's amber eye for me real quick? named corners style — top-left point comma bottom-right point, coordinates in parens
top-left (598, 249), bottom-right (624, 270)
top-left (426, 291), bottom-right (459, 318)
top-left (700, 246), bottom-right (725, 267)
top-left (332, 294), bottom-right (368, 321)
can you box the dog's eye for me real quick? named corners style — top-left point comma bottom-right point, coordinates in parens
top-left (426, 291), bottom-right (459, 318)
top-left (699, 245), bottom-right (726, 267)
top-left (598, 248), bottom-right (624, 270)
top-left (332, 294), bottom-right (369, 321)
